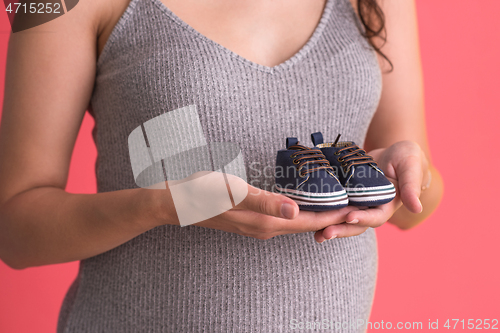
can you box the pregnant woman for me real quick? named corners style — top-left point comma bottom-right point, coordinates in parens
top-left (0, 0), bottom-right (443, 332)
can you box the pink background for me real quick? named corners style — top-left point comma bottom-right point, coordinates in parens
top-left (1, 1), bottom-right (499, 332)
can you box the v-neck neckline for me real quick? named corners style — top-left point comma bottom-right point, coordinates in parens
top-left (150, 0), bottom-right (335, 74)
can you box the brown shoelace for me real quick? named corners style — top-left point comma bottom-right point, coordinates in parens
top-left (289, 144), bottom-right (334, 177)
top-left (335, 144), bottom-right (377, 173)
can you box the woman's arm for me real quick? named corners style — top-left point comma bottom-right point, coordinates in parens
top-left (0, 0), bottom-right (165, 269)
top-left (364, 0), bottom-right (444, 229)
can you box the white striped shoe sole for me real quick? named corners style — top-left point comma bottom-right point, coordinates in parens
top-left (275, 185), bottom-right (348, 208)
top-left (346, 184), bottom-right (396, 204)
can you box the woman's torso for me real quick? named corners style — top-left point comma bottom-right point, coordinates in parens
top-left (58, 0), bottom-right (381, 331)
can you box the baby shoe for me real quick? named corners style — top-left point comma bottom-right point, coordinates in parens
top-left (275, 137), bottom-right (348, 211)
top-left (311, 132), bottom-right (396, 206)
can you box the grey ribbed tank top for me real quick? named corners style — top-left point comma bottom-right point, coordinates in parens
top-left (57, 0), bottom-right (382, 331)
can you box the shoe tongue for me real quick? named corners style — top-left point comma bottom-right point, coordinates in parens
top-left (286, 137), bottom-right (299, 149)
top-left (311, 132), bottom-right (324, 146)
top-left (286, 138), bottom-right (311, 152)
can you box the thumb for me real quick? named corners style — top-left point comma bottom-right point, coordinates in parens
top-left (236, 184), bottom-right (299, 219)
top-left (395, 155), bottom-right (423, 213)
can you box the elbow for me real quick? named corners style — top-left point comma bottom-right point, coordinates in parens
top-left (0, 232), bottom-right (32, 270)
top-left (0, 237), bottom-right (29, 270)
top-left (0, 252), bottom-right (29, 270)
top-left (391, 219), bottom-right (424, 231)
top-left (0, 214), bottom-right (29, 270)
top-left (2, 260), bottom-right (28, 271)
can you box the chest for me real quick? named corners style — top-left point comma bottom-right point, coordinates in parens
top-left (157, 0), bottom-right (327, 67)
top-left (99, 0), bottom-right (358, 68)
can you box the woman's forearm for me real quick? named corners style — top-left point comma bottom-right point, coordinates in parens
top-left (0, 186), bottom-right (165, 269)
top-left (389, 165), bottom-right (444, 230)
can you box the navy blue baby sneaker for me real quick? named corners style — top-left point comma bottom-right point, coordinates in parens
top-left (275, 137), bottom-right (348, 211)
top-left (311, 132), bottom-right (396, 206)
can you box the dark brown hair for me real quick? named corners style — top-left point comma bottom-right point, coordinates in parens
top-left (356, 0), bottom-right (393, 72)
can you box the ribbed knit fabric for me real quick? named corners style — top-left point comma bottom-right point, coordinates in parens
top-left (57, 0), bottom-right (382, 331)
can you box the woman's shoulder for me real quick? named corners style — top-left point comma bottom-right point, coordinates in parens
top-left (96, 0), bottom-right (134, 59)
top-left (15, 0), bottom-right (132, 61)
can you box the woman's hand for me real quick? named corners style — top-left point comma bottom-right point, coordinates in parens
top-left (154, 171), bottom-right (358, 240)
top-left (196, 187), bottom-right (359, 240)
top-left (314, 140), bottom-right (430, 243)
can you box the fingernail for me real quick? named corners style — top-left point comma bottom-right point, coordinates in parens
top-left (347, 219), bottom-right (359, 224)
top-left (326, 234), bottom-right (337, 240)
top-left (418, 199), bottom-right (423, 213)
top-left (281, 203), bottom-right (296, 219)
